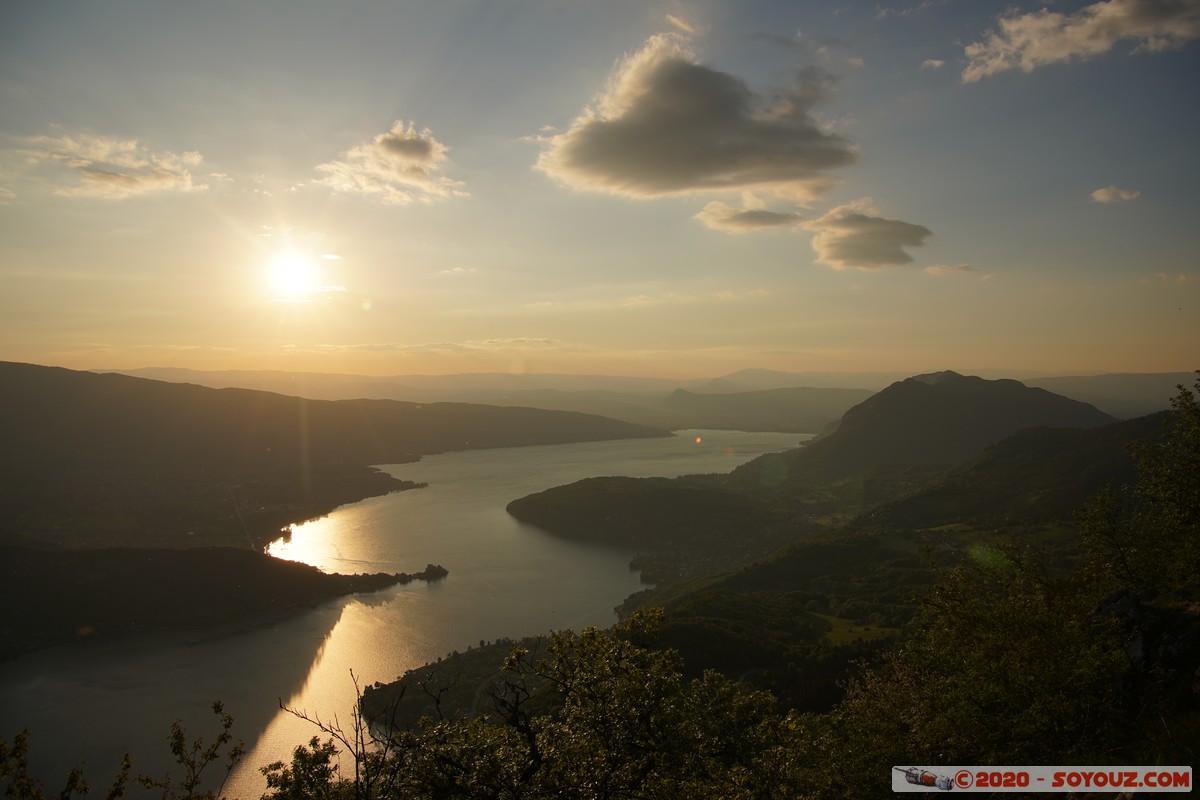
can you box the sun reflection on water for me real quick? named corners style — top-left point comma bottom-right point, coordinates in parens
top-left (268, 516), bottom-right (345, 573)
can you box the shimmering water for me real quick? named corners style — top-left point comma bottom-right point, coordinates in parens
top-left (0, 430), bottom-right (804, 798)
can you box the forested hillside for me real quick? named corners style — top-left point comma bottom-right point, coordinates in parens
top-left (0, 361), bottom-right (668, 549)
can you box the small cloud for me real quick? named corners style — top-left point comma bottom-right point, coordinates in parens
top-left (877, 0), bottom-right (949, 19)
top-left (1091, 185), bottom-right (1141, 203)
top-left (14, 130), bottom-right (206, 199)
top-left (315, 120), bottom-right (466, 204)
top-left (1155, 271), bottom-right (1200, 284)
top-left (963, 0), bottom-right (1200, 82)
top-left (320, 253), bottom-right (342, 261)
top-left (803, 198), bottom-right (932, 270)
top-left (536, 34), bottom-right (856, 202)
top-left (695, 197), bottom-right (802, 233)
top-left (924, 264), bottom-right (975, 276)
top-left (478, 337), bottom-right (561, 348)
top-left (921, 58), bottom-right (946, 69)
top-left (0, 186), bottom-right (15, 204)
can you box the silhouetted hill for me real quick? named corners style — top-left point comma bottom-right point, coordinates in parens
top-left (506, 476), bottom-right (788, 582)
top-left (507, 371), bottom-right (1119, 584)
top-left (734, 371), bottom-right (1117, 485)
top-left (0, 361), bottom-right (668, 549)
top-left (0, 545), bottom-right (446, 659)
top-left (112, 367), bottom-right (865, 433)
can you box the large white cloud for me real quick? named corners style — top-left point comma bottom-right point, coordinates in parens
top-left (16, 131), bottom-right (205, 199)
top-left (537, 34), bottom-right (856, 201)
top-left (964, 0), bottom-right (1200, 82)
top-left (316, 121), bottom-right (465, 204)
top-left (803, 199), bottom-right (932, 270)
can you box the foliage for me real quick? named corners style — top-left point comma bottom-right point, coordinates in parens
top-left (1080, 373), bottom-right (1200, 591)
top-left (262, 610), bottom-right (806, 799)
top-left (795, 376), bottom-right (1200, 797)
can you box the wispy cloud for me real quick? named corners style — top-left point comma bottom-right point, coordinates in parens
top-left (283, 338), bottom-right (563, 356)
top-left (1152, 271), bottom-right (1200, 284)
top-left (803, 199), bottom-right (932, 270)
top-left (665, 14), bottom-right (699, 36)
top-left (877, 0), bottom-right (952, 20)
top-left (315, 120), bottom-right (466, 204)
top-left (536, 34), bottom-right (855, 202)
top-left (921, 58), bottom-right (946, 70)
top-left (14, 130), bottom-right (206, 199)
top-left (924, 264), bottom-right (975, 276)
top-left (1091, 185), bottom-right (1142, 203)
top-left (963, 0), bottom-right (1200, 82)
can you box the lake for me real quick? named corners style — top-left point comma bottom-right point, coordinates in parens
top-left (0, 429), bottom-right (804, 798)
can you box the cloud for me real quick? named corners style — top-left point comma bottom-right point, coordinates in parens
top-left (921, 58), bottom-right (946, 69)
top-left (1091, 185), bottom-right (1142, 202)
top-left (536, 34), bottom-right (856, 201)
top-left (665, 14), bottom-right (699, 36)
top-left (877, 0), bottom-right (951, 19)
top-left (695, 195), bottom-right (802, 232)
top-left (803, 199), bottom-right (932, 270)
top-left (315, 121), bottom-right (465, 204)
top-left (1154, 271), bottom-right (1200, 284)
top-left (924, 264), bottom-right (975, 276)
top-left (963, 0), bottom-right (1200, 82)
top-left (286, 338), bottom-right (562, 356)
top-left (15, 131), bottom-right (206, 199)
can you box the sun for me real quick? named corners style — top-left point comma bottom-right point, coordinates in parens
top-left (267, 250), bottom-right (319, 300)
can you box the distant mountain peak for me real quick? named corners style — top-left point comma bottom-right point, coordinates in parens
top-left (910, 370), bottom-right (967, 385)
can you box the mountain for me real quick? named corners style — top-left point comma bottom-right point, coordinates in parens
top-left (0, 361), bottom-right (668, 549)
top-left (107, 366), bottom-right (869, 433)
top-left (736, 371), bottom-right (1117, 484)
top-left (111, 367), bottom-right (702, 400)
top-left (1023, 372), bottom-right (1195, 418)
top-left (507, 371), bottom-right (1122, 587)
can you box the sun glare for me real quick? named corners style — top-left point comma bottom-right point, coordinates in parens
top-left (268, 251), bottom-right (319, 299)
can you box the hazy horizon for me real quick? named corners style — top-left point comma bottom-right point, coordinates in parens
top-left (2, 1), bottom-right (1197, 378)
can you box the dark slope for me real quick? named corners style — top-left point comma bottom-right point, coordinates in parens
top-left (0, 361), bottom-right (668, 548)
top-left (859, 411), bottom-right (1170, 530)
top-left (733, 371), bottom-right (1116, 485)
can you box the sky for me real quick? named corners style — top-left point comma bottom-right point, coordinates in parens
top-left (1, 0), bottom-right (1197, 379)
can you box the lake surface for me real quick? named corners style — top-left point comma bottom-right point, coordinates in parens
top-left (0, 430), bottom-right (804, 798)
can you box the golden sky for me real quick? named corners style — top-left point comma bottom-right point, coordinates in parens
top-left (1, 0), bottom-right (1197, 378)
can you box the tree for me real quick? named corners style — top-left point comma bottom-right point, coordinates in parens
top-left (264, 610), bottom-right (804, 799)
